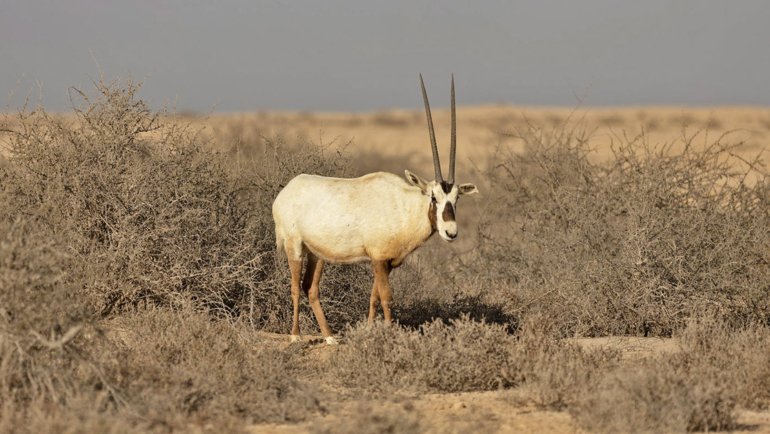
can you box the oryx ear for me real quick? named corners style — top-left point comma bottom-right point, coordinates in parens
top-left (458, 183), bottom-right (479, 195)
top-left (405, 170), bottom-right (430, 193)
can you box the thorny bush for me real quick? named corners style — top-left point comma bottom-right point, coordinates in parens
top-left (1, 80), bottom-right (375, 332)
top-left (469, 123), bottom-right (770, 336)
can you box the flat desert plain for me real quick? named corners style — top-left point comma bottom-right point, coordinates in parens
top-left (190, 105), bottom-right (769, 433)
top-left (194, 105), bottom-right (770, 176)
top-left (4, 103), bottom-right (770, 433)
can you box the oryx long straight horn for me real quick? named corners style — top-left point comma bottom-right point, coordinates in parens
top-left (449, 74), bottom-right (457, 184)
top-left (420, 73), bottom-right (443, 183)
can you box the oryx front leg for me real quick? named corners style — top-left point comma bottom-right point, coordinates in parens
top-left (367, 279), bottom-right (380, 325)
top-left (373, 261), bottom-right (393, 323)
top-left (303, 253), bottom-right (337, 345)
top-left (288, 258), bottom-right (302, 343)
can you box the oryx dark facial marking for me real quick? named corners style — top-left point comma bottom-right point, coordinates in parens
top-left (442, 202), bottom-right (456, 223)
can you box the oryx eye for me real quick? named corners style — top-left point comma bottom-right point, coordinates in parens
top-left (430, 196), bottom-right (437, 204)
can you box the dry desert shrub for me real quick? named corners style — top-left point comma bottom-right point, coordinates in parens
top-left (98, 308), bottom-right (323, 428)
top-left (0, 81), bottom-right (362, 432)
top-left (0, 217), bottom-right (130, 434)
top-left (513, 317), bottom-right (620, 409)
top-left (330, 315), bottom-right (619, 400)
top-left (471, 123), bottom-right (770, 336)
top-left (0, 214), bottom-right (322, 432)
top-left (571, 361), bottom-right (735, 433)
top-left (330, 317), bottom-right (517, 393)
top-left (677, 315), bottom-right (770, 410)
top-left (0, 216), bottom-right (140, 433)
top-left (2, 81), bottom-right (265, 316)
top-left (571, 315), bottom-right (770, 432)
top-left (0, 308), bottom-right (322, 433)
top-left (0, 216), bottom-right (88, 335)
top-left (0, 80), bottom-right (378, 333)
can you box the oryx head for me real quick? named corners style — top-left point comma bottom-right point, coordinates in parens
top-left (405, 74), bottom-right (478, 242)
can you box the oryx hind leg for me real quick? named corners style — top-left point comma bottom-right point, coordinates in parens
top-left (283, 237), bottom-right (304, 343)
top-left (372, 260), bottom-right (393, 323)
top-left (303, 253), bottom-right (336, 344)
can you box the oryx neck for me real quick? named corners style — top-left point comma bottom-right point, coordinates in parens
top-left (428, 199), bottom-right (438, 234)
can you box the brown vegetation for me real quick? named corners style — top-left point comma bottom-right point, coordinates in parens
top-left (2, 81), bottom-right (770, 432)
top-left (464, 124), bottom-right (770, 337)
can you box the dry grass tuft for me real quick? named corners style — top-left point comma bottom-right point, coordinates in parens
top-left (676, 315), bottom-right (770, 410)
top-left (330, 317), bottom-right (517, 393)
top-left (513, 317), bottom-right (621, 409)
top-left (571, 315), bottom-right (770, 432)
top-left (100, 308), bottom-right (323, 427)
top-left (0, 305), bottom-right (323, 433)
top-left (572, 361), bottom-right (736, 433)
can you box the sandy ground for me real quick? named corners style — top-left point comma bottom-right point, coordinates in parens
top-left (6, 105), bottom-right (770, 432)
top-left (256, 394), bottom-right (770, 434)
top-left (4, 105), bottom-right (769, 178)
top-left (193, 105), bottom-right (770, 177)
top-left (255, 391), bottom-right (581, 434)
top-left (250, 333), bottom-right (770, 434)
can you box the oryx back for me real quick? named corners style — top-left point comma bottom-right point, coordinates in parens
top-left (272, 172), bottom-right (432, 265)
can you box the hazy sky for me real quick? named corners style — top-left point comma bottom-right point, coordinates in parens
top-left (3, 1), bottom-right (769, 112)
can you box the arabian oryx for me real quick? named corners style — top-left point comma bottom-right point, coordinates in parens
top-left (272, 75), bottom-right (478, 344)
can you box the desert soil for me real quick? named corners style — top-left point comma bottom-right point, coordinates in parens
top-left (215, 105), bottom-right (770, 433)
top-left (6, 105), bottom-right (769, 432)
top-left (251, 333), bottom-right (770, 434)
top-left (195, 105), bottom-right (770, 178)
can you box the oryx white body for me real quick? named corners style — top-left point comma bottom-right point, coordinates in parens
top-left (272, 75), bottom-right (477, 344)
top-left (273, 172), bottom-right (434, 268)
